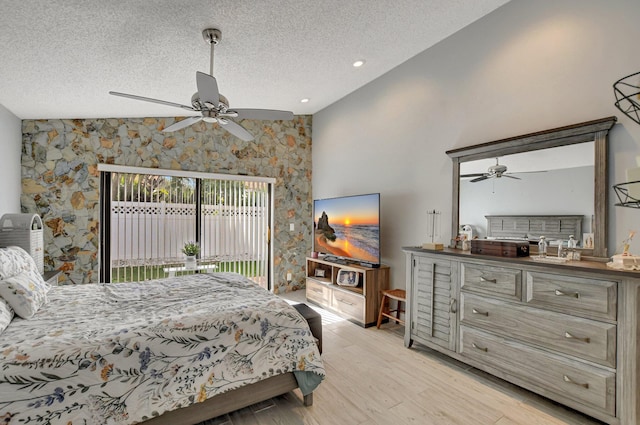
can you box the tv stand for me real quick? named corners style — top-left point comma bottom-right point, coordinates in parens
top-left (305, 257), bottom-right (389, 327)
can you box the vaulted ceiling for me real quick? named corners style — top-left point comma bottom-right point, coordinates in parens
top-left (0, 0), bottom-right (510, 120)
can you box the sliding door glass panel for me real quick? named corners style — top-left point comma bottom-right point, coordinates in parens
top-left (105, 171), bottom-right (270, 289)
top-left (200, 179), bottom-right (270, 288)
top-left (109, 173), bottom-right (195, 282)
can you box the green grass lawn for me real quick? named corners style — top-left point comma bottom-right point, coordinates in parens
top-left (110, 260), bottom-right (262, 283)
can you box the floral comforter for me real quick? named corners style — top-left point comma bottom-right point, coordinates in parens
top-left (0, 273), bottom-right (324, 424)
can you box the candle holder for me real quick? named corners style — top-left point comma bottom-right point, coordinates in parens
top-left (422, 210), bottom-right (444, 250)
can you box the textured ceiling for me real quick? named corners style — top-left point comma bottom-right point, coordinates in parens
top-left (0, 0), bottom-right (510, 120)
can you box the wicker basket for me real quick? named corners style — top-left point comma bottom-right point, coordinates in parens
top-left (0, 214), bottom-right (44, 274)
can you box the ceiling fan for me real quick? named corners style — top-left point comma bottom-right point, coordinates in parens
top-left (462, 158), bottom-right (522, 183)
top-left (109, 28), bottom-right (293, 141)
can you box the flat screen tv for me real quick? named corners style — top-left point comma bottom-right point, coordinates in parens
top-left (313, 193), bottom-right (380, 267)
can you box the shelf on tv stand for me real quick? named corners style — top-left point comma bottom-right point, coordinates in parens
top-left (333, 284), bottom-right (364, 296)
top-left (305, 257), bottom-right (389, 327)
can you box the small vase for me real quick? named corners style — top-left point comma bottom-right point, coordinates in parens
top-left (185, 255), bottom-right (197, 270)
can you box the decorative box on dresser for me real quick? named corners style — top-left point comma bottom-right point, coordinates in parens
top-left (305, 257), bottom-right (390, 327)
top-left (403, 247), bottom-right (640, 425)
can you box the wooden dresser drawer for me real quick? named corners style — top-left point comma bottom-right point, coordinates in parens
top-left (459, 326), bottom-right (616, 416)
top-left (332, 289), bottom-right (365, 322)
top-left (525, 272), bottom-right (617, 321)
top-left (461, 263), bottom-right (521, 301)
top-left (460, 293), bottom-right (616, 367)
top-left (306, 279), bottom-right (331, 305)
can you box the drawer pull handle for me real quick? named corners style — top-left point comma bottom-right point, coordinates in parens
top-left (480, 276), bottom-right (497, 283)
top-left (472, 343), bottom-right (488, 352)
top-left (563, 375), bottom-right (589, 389)
top-left (337, 298), bottom-right (354, 306)
top-left (555, 289), bottom-right (580, 298)
top-left (312, 288), bottom-right (323, 294)
top-left (449, 298), bottom-right (457, 313)
top-left (564, 331), bottom-right (591, 343)
top-left (472, 308), bottom-right (489, 316)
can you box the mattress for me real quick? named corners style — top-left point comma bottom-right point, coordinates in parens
top-left (0, 272), bottom-right (324, 424)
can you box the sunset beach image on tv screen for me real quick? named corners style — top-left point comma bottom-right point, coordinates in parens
top-left (313, 194), bottom-right (380, 264)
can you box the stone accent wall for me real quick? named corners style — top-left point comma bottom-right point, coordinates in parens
top-left (20, 116), bottom-right (312, 293)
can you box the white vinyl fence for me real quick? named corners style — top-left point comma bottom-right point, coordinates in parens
top-left (110, 201), bottom-right (268, 265)
top-left (104, 169), bottom-right (272, 287)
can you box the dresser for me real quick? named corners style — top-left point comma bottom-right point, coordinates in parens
top-left (403, 247), bottom-right (640, 425)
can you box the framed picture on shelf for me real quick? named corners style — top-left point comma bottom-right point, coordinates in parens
top-left (336, 268), bottom-right (358, 287)
top-left (583, 233), bottom-right (594, 249)
top-left (314, 269), bottom-right (326, 278)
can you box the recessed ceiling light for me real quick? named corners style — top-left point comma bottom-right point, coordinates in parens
top-left (353, 59), bottom-right (365, 68)
top-left (300, 98), bottom-right (310, 103)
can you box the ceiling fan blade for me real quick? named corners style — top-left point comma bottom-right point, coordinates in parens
top-left (163, 116), bottom-right (203, 132)
top-left (226, 109), bottom-right (294, 121)
top-left (461, 173), bottom-right (487, 178)
top-left (109, 91), bottom-right (195, 111)
top-left (196, 71), bottom-right (220, 105)
top-left (502, 174), bottom-right (522, 180)
top-left (470, 175), bottom-right (490, 183)
top-left (219, 120), bottom-right (254, 141)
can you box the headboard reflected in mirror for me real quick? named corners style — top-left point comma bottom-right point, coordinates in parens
top-left (446, 117), bottom-right (617, 259)
top-left (485, 215), bottom-right (583, 244)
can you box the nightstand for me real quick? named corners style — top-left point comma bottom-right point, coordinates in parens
top-left (42, 270), bottom-right (62, 286)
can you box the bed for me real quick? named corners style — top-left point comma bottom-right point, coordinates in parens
top-left (0, 246), bottom-right (324, 425)
top-left (485, 214), bottom-right (583, 243)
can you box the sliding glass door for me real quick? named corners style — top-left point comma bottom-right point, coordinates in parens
top-left (99, 166), bottom-right (273, 289)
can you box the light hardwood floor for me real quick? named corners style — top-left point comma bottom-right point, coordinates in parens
top-left (204, 290), bottom-right (604, 425)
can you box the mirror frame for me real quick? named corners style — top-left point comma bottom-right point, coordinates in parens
top-left (446, 116), bottom-right (617, 259)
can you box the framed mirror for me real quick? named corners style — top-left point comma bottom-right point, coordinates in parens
top-left (446, 117), bottom-right (617, 259)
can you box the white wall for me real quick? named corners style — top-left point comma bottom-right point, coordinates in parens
top-left (0, 103), bottom-right (21, 217)
top-left (460, 166), bottom-right (594, 239)
top-left (312, 0), bottom-right (640, 289)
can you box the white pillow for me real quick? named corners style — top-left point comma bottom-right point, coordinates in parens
top-left (0, 246), bottom-right (39, 280)
top-left (0, 297), bottom-right (14, 333)
top-left (0, 272), bottom-right (50, 319)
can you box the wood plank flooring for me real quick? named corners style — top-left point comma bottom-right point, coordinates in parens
top-left (203, 290), bottom-right (604, 425)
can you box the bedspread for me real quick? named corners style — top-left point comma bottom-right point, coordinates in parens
top-left (0, 273), bottom-right (324, 424)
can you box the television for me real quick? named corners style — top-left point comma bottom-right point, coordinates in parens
top-left (313, 193), bottom-right (380, 267)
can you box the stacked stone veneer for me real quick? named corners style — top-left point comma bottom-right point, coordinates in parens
top-left (21, 116), bottom-right (312, 293)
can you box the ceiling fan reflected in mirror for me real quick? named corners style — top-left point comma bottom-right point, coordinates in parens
top-left (462, 158), bottom-right (522, 183)
top-left (109, 28), bottom-right (293, 141)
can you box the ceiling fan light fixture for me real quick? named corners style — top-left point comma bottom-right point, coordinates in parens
top-left (109, 27), bottom-right (293, 139)
top-left (202, 110), bottom-right (217, 123)
top-left (218, 94), bottom-right (229, 109)
top-left (221, 110), bottom-right (239, 118)
top-left (464, 158), bottom-right (521, 183)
